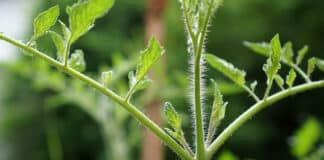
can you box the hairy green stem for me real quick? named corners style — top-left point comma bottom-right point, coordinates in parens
top-left (0, 34), bottom-right (193, 160)
top-left (183, 4), bottom-right (197, 47)
top-left (193, 1), bottom-right (215, 159)
top-left (206, 80), bottom-right (324, 159)
top-left (194, 52), bottom-right (205, 159)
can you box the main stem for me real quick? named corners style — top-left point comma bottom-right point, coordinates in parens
top-left (192, 1), bottom-right (215, 159)
top-left (194, 52), bottom-right (205, 160)
top-left (0, 34), bottom-right (193, 160)
top-left (206, 80), bottom-right (324, 159)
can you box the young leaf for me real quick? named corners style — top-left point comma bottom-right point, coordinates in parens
top-left (307, 57), bottom-right (317, 76)
top-left (31, 5), bottom-right (60, 41)
top-left (49, 31), bottom-right (65, 62)
top-left (136, 37), bottom-right (164, 81)
top-left (101, 71), bottom-right (113, 87)
top-left (125, 37), bottom-right (164, 100)
top-left (207, 79), bottom-right (227, 143)
top-left (250, 80), bottom-right (258, 92)
top-left (274, 75), bottom-right (284, 90)
top-left (163, 102), bottom-right (193, 155)
top-left (263, 34), bottom-right (282, 85)
top-left (68, 50), bottom-right (86, 72)
top-left (128, 71), bottom-right (137, 89)
top-left (165, 128), bottom-right (181, 139)
top-left (164, 127), bottom-right (193, 155)
top-left (164, 102), bottom-right (181, 130)
top-left (296, 45), bottom-right (309, 65)
top-left (210, 79), bottom-right (224, 112)
top-left (67, 0), bottom-right (114, 43)
top-left (316, 58), bottom-right (324, 72)
top-left (271, 34), bottom-right (282, 63)
top-left (291, 117), bottom-right (321, 158)
top-left (133, 77), bottom-right (152, 92)
top-left (205, 54), bottom-right (246, 85)
top-left (59, 20), bottom-right (71, 40)
top-left (282, 42), bottom-right (294, 64)
top-left (243, 41), bottom-right (271, 57)
top-left (286, 69), bottom-right (297, 88)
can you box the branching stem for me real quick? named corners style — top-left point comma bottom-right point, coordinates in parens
top-left (192, 1), bottom-right (215, 159)
top-left (0, 34), bottom-right (193, 160)
top-left (263, 80), bottom-right (273, 99)
top-left (206, 80), bottom-right (324, 159)
top-left (291, 63), bottom-right (311, 83)
top-left (242, 85), bottom-right (260, 102)
top-left (63, 38), bottom-right (72, 67)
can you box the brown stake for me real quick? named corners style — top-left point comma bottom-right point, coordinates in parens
top-left (141, 0), bottom-right (167, 160)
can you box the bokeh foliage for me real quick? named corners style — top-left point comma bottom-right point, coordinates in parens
top-left (0, 0), bottom-right (324, 159)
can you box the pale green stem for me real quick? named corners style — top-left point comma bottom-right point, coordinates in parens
top-left (183, 4), bottom-right (197, 46)
top-left (290, 63), bottom-right (311, 83)
top-left (194, 53), bottom-right (205, 159)
top-left (263, 80), bottom-right (273, 99)
top-left (206, 80), bottom-right (324, 159)
top-left (242, 85), bottom-right (260, 102)
top-left (178, 132), bottom-right (195, 156)
top-left (206, 121), bottom-right (220, 145)
top-left (125, 80), bottom-right (140, 102)
top-left (0, 34), bottom-right (193, 160)
top-left (193, 1), bottom-right (215, 159)
top-left (63, 38), bottom-right (72, 67)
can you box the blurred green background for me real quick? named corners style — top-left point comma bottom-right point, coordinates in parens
top-left (0, 0), bottom-right (323, 160)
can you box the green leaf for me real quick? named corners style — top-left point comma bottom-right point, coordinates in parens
top-left (286, 69), bottom-right (297, 88)
top-left (217, 151), bottom-right (238, 160)
top-left (296, 45), bottom-right (309, 65)
top-left (32, 5), bottom-right (60, 41)
top-left (49, 31), bottom-right (65, 62)
top-left (271, 34), bottom-right (282, 63)
top-left (125, 37), bottom-right (164, 100)
top-left (59, 20), bottom-right (71, 40)
top-left (101, 71), bottom-right (113, 87)
top-left (133, 77), bottom-right (152, 92)
top-left (307, 57), bottom-right (317, 76)
top-left (291, 117), bottom-right (321, 158)
top-left (302, 146), bottom-right (324, 160)
top-left (67, 0), bottom-right (114, 43)
top-left (128, 71), bottom-right (137, 89)
top-left (165, 128), bottom-right (181, 139)
top-left (274, 75), bottom-right (284, 90)
top-left (211, 79), bottom-right (224, 111)
top-left (283, 42), bottom-right (294, 64)
top-left (205, 54), bottom-right (246, 85)
top-left (263, 34), bottom-right (282, 85)
top-left (315, 58), bottom-right (324, 72)
top-left (164, 102), bottom-right (181, 130)
top-left (136, 37), bottom-right (164, 81)
top-left (210, 89), bottom-right (228, 125)
top-left (208, 80), bottom-right (227, 139)
top-left (68, 49), bottom-right (86, 72)
top-left (243, 41), bottom-right (271, 57)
